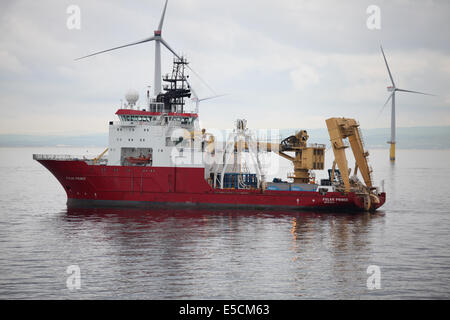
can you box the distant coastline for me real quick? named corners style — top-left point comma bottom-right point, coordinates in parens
top-left (0, 126), bottom-right (449, 149)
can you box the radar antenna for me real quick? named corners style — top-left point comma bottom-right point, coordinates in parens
top-left (157, 56), bottom-right (191, 113)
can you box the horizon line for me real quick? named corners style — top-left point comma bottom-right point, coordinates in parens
top-left (1, 124), bottom-right (449, 137)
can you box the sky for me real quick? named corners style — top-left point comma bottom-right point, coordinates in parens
top-left (0, 0), bottom-right (449, 134)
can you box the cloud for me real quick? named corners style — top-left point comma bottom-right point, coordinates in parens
top-left (290, 65), bottom-right (320, 90)
top-left (0, 0), bottom-right (449, 134)
top-left (0, 50), bottom-right (28, 74)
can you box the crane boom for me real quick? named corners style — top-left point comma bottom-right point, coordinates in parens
top-left (232, 131), bottom-right (325, 183)
top-left (326, 118), bottom-right (373, 193)
top-left (93, 148), bottom-right (109, 165)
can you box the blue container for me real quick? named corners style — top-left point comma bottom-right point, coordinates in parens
top-left (223, 173), bottom-right (258, 189)
top-left (289, 183), bottom-right (318, 192)
top-left (266, 182), bottom-right (290, 191)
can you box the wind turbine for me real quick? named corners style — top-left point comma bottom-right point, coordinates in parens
top-left (189, 82), bottom-right (227, 114)
top-left (380, 45), bottom-right (434, 161)
top-left (76, 0), bottom-right (215, 99)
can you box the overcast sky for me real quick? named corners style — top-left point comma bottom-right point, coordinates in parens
top-left (0, 0), bottom-right (449, 134)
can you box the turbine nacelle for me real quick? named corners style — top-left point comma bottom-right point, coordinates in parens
top-left (75, 0), bottom-right (177, 97)
top-left (387, 86), bottom-right (395, 92)
top-left (75, 0), bottom-right (222, 113)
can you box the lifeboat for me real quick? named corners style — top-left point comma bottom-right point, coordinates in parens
top-left (126, 155), bottom-right (151, 165)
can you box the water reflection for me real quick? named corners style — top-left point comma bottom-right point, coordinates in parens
top-left (4, 147), bottom-right (448, 299)
top-left (388, 159), bottom-right (396, 196)
top-left (55, 206), bottom-right (386, 298)
top-left (62, 207), bottom-right (385, 261)
top-left (288, 212), bottom-right (385, 298)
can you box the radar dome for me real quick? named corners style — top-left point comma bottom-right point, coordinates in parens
top-left (125, 90), bottom-right (139, 107)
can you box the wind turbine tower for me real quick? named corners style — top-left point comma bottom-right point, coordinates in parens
top-left (380, 46), bottom-right (434, 161)
top-left (77, 0), bottom-right (186, 97)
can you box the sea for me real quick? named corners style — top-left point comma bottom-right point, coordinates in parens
top-left (0, 147), bottom-right (449, 299)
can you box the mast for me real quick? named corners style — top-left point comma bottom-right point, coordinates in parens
top-left (157, 56), bottom-right (191, 113)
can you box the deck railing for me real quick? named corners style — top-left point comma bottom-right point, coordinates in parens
top-left (33, 154), bottom-right (84, 161)
top-left (308, 143), bottom-right (326, 149)
top-left (33, 154), bottom-right (108, 165)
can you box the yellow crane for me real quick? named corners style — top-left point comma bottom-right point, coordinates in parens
top-left (231, 130), bottom-right (325, 183)
top-left (93, 148), bottom-right (109, 165)
top-left (326, 117), bottom-right (379, 206)
top-left (266, 130), bottom-right (325, 183)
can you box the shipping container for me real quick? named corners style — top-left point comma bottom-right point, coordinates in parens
top-left (266, 182), bottom-right (291, 191)
top-left (290, 183), bottom-right (318, 192)
top-left (222, 173), bottom-right (257, 189)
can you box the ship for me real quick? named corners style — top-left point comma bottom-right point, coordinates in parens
top-left (33, 1), bottom-right (385, 212)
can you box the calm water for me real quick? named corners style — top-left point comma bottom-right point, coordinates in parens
top-left (0, 147), bottom-right (449, 299)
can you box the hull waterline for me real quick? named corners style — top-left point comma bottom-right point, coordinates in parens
top-left (38, 159), bottom-right (386, 212)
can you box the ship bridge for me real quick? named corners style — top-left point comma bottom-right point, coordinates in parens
top-left (115, 109), bottom-right (197, 125)
top-left (107, 107), bottom-right (201, 168)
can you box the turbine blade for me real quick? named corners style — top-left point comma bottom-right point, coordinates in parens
top-left (396, 88), bottom-right (436, 96)
top-left (377, 92), bottom-right (393, 118)
top-left (158, 0), bottom-right (169, 31)
top-left (380, 45), bottom-right (395, 87)
top-left (160, 38), bottom-right (217, 95)
top-left (185, 78), bottom-right (198, 99)
top-left (159, 37), bottom-right (182, 60)
top-left (383, 92), bottom-right (394, 107)
top-left (199, 94), bottom-right (228, 102)
top-left (75, 36), bottom-right (156, 60)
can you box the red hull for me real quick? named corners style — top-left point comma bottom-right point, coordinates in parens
top-left (37, 160), bottom-right (386, 211)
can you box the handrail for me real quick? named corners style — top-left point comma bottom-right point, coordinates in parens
top-left (33, 154), bottom-right (85, 161)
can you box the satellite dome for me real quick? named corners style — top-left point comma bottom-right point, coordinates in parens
top-left (125, 90), bottom-right (139, 107)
